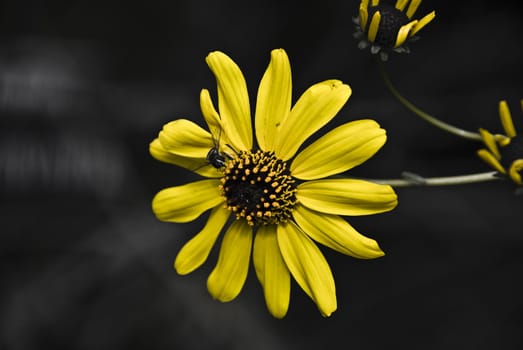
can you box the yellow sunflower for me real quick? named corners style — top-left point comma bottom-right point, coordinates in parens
top-left (477, 99), bottom-right (523, 185)
top-left (150, 49), bottom-right (398, 318)
top-left (354, 0), bottom-right (436, 61)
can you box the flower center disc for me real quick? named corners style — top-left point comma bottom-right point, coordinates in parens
top-left (369, 4), bottom-right (409, 48)
top-left (220, 150), bottom-right (297, 226)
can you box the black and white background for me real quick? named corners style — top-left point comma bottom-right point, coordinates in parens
top-left (1, 1), bottom-right (523, 349)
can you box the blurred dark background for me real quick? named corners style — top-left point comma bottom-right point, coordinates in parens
top-left (1, 0), bottom-right (523, 349)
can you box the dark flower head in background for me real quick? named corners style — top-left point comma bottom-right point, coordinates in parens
top-left (353, 0), bottom-right (435, 61)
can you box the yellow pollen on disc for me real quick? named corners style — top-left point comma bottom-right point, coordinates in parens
top-left (220, 150), bottom-right (298, 226)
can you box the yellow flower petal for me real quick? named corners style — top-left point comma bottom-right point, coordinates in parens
top-left (273, 80), bottom-right (351, 161)
top-left (255, 49), bottom-right (292, 152)
top-left (297, 179), bottom-right (398, 216)
top-left (152, 179), bottom-right (224, 223)
top-left (206, 51), bottom-right (253, 150)
top-left (495, 133), bottom-right (511, 147)
top-left (149, 138), bottom-right (223, 178)
top-left (479, 128), bottom-right (501, 159)
top-left (207, 220), bottom-right (253, 302)
top-left (200, 89), bottom-right (223, 139)
top-left (395, 20), bottom-right (417, 48)
top-left (499, 100), bottom-right (517, 138)
top-left (291, 119), bottom-right (386, 180)
top-left (508, 159), bottom-right (523, 185)
top-left (174, 205), bottom-right (231, 275)
top-left (253, 225), bottom-right (290, 319)
top-left (410, 11), bottom-right (436, 36)
top-left (406, 0), bottom-right (421, 18)
top-left (477, 149), bottom-right (506, 174)
top-left (359, 4), bottom-right (369, 31)
top-left (371, 0), bottom-right (379, 6)
top-left (395, 0), bottom-right (408, 11)
top-left (199, 89), bottom-right (236, 151)
top-left (293, 204), bottom-right (385, 259)
top-left (277, 221), bottom-right (336, 317)
top-left (158, 119), bottom-right (213, 158)
top-left (368, 11), bottom-right (381, 43)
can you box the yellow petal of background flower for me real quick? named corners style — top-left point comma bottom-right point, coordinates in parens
top-left (367, 11), bottom-right (381, 43)
top-left (479, 128), bottom-right (501, 159)
top-left (158, 119), bottom-right (213, 158)
top-left (253, 225), bottom-right (290, 319)
top-left (293, 204), bottom-right (384, 259)
top-left (150, 138), bottom-right (223, 178)
top-left (291, 119), bottom-right (386, 180)
top-left (174, 205), bottom-right (231, 275)
top-left (277, 221), bottom-right (336, 317)
top-left (273, 80), bottom-right (351, 161)
top-left (207, 220), bottom-right (253, 302)
top-left (206, 51), bottom-right (253, 150)
top-left (410, 11), bottom-right (436, 36)
top-left (152, 180), bottom-right (224, 223)
top-left (499, 100), bottom-right (517, 138)
top-left (508, 159), bottom-right (523, 185)
top-left (359, 4), bottom-right (368, 31)
top-left (255, 49), bottom-right (292, 152)
top-left (477, 149), bottom-right (506, 174)
top-left (395, 20), bottom-right (417, 48)
top-left (395, 0), bottom-right (408, 11)
top-left (406, 0), bottom-right (422, 18)
top-left (297, 179), bottom-right (397, 216)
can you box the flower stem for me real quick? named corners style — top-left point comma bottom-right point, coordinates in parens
top-left (377, 59), bottom-right (482, 141)
top-left (370, 171), bottom-right (500, 187)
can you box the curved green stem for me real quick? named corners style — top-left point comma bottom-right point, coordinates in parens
top-left (378, 59), bottom-right (482, 141)
top-left (370, 171), bottom-right (499, 187)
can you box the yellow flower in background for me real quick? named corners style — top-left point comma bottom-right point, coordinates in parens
top-left (150, 49), bottom-right (398, 318)
top-left (477, 99), bottom-right (523, 185)
top-left (354, 0), bottom-right (436, 61)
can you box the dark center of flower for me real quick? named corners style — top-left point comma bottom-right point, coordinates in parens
top-left (368, 4), bottom-right (409, 48)
top-left (501, 135), bottom-right (523, 169)
top-left (220, 150), bottom-right (297, 226)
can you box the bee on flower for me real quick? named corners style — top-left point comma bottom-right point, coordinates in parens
top-left (149, 49), bottom-right (397, 318)
top-left (353, 0), bottom-right (436, 61)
